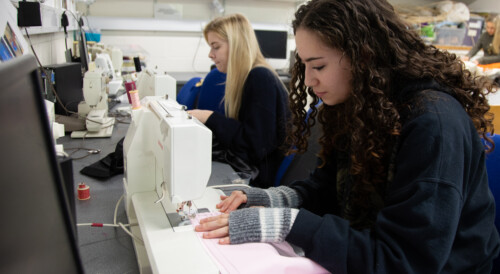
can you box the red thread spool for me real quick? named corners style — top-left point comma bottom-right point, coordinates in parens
top-left (129, 90), bottom-right (141, 110)
top-left (77, 183), bottom-right (90, 200)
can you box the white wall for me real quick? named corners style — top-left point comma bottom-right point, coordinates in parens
top-left (97, 30), bottom-right (294, 73)
top-left (27, 32), bottom-right (72, 66)
top-left (79, 0), bottom-right (297, 23)
top-left (78, 0), bottom-right (297, 73)
top-left (7, 0), bottom-right (498, 71)
top-left (73, 0), bottom-right (499, 74)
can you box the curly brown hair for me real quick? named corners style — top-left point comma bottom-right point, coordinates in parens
top-left (289, 0), bottom-right (497, 225)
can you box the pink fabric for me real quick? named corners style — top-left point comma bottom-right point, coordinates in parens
top-left (191, 212), bottom-right (331, 274)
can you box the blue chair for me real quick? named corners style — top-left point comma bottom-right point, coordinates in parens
top-left (176, 76), bottom-right (203, 110)
top-left (487, 134), bottom-right (500, 226)
top-left (486, 134), bottom-right (500, 273)
top-left (197, 68), bottom-right (226, 115)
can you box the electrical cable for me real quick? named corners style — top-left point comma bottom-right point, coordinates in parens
top-left (24, 28), bottom-right (107, 126)
top-left (64, 146), bottom-right (101, 160)
top-left (108, 113), bottom-right (131, 125)
top-left (24, 29), bottom-right (74, 118)
top-left (65, 10), bottom-right (81, 29)
top-left (23, 31), bottom-right (100, 162)
top-left (75, 185), bottom-right (245, 245)
top-left (23, 15), bottom-right (118, 165)
top-left (82, 15), bottom-right (98, 36)
top-left (77, 194), bottom-right (143, 244)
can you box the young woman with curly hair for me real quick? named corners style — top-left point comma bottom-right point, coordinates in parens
top-left (195, 0), bottom-right (500, 272)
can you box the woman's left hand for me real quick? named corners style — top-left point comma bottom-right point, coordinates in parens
top-left (194, 213), bottom-right (231, 244)
top-left (188, 109), bottom-right (214, 124)
top-left (217, 191), bottom-right (248, 213)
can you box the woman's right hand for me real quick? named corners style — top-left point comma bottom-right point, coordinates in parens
top-left (187, 109), bottom-right (213, 124)
top-left (216, 191), bottom-right (248, 213)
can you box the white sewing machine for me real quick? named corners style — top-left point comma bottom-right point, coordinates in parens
top-left (71, 69), bottom-right (116, 138)
top-left (136, 68), bottom-right (177, 100)
top-left (123, 96), bottom-right (222, 273)
top-left (95, 53), bottom-right (123, 96)
top-left (87, 42), bottom-right (124, 96)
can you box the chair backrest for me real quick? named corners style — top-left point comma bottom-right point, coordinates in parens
top-left (486, 134), bottom-right (500, 225)
top-left (176, 76), bottom-right (203, 110)
top-left (486, 134), bottom-right (500, 273)
top-left (274, 101), bottom-right (323, 186)
top-left (197, 68), bottom-right (226, 115)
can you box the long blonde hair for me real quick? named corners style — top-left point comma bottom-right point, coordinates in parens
top-left (203, 13), bottom-right (275, 119)
top-left (492, 16), bottom-right (500, 55)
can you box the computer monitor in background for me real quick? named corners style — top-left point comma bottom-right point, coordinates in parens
top-left (0, 55), bottom-right (83, 274)
top-left (254, 29), bottom-right (288, 59)
top-left (79, 30), bottom-right (89, 74)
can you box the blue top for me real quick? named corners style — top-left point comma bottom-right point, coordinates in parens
top-left (197, 68), bottom-right (226, 115)
top-left (286, 80), bottom-right (500, 273)
top-left (205, 67), bottom-right (290, 188)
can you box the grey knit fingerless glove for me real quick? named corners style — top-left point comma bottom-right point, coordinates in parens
top-left (242, 186), bottom-right (302, 208)
top-left (229, 207), bottom-right (299, 244)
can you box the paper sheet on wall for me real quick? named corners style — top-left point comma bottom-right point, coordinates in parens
top-left (0, 0), bottom-right (30, 62)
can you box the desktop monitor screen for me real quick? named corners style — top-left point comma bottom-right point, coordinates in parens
top-left (254, 29), bottom-right (288, 59)
top-left (79, 30), bottom-right (89, 74)
top-left (0, 55), bottom-right (83, 273)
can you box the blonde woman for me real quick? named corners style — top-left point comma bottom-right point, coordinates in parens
top-left (189, 13), bottom-right (290, 188)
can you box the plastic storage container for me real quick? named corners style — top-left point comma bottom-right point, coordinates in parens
top-left (435, 27), bottom-right (466, 46)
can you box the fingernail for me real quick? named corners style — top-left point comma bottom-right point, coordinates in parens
top-left (219, 239), bottom-right (225, 244)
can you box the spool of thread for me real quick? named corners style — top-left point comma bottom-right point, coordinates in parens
top-left (124, 81), bottom-right (136, 104)
top-left (133, 56), bottom-right (142, 72)
top-left (129, 90), bottom-right (141, 110)
top-left (77, 183), bottom-right (90, 200)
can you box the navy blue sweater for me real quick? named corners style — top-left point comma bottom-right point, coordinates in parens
top-left (286, 81), bottom-right (500, 273)
top-left (205, 67), bottom-right (290, 188)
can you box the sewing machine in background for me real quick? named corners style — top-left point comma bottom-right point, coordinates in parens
top-left (123, 96), bottom-right (222, 273)
top-left (87, 43), bottom-right (124, 97)
top-left (71, 68), bottom-right (115, 138)
top-left (136, 67), bottom-right (177, 100)
top-left (94, 52), bottom-right (123, 96)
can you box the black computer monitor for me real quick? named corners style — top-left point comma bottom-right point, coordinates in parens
top-left (0, 55), bottom-right (83, 273)
top-left (254, 29), bottom-right (288, 59)
top-left (79, 30), bottom-right (89, 74)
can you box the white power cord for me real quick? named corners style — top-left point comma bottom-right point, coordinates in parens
top-left (77, 194), bottom-right (143, 244)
